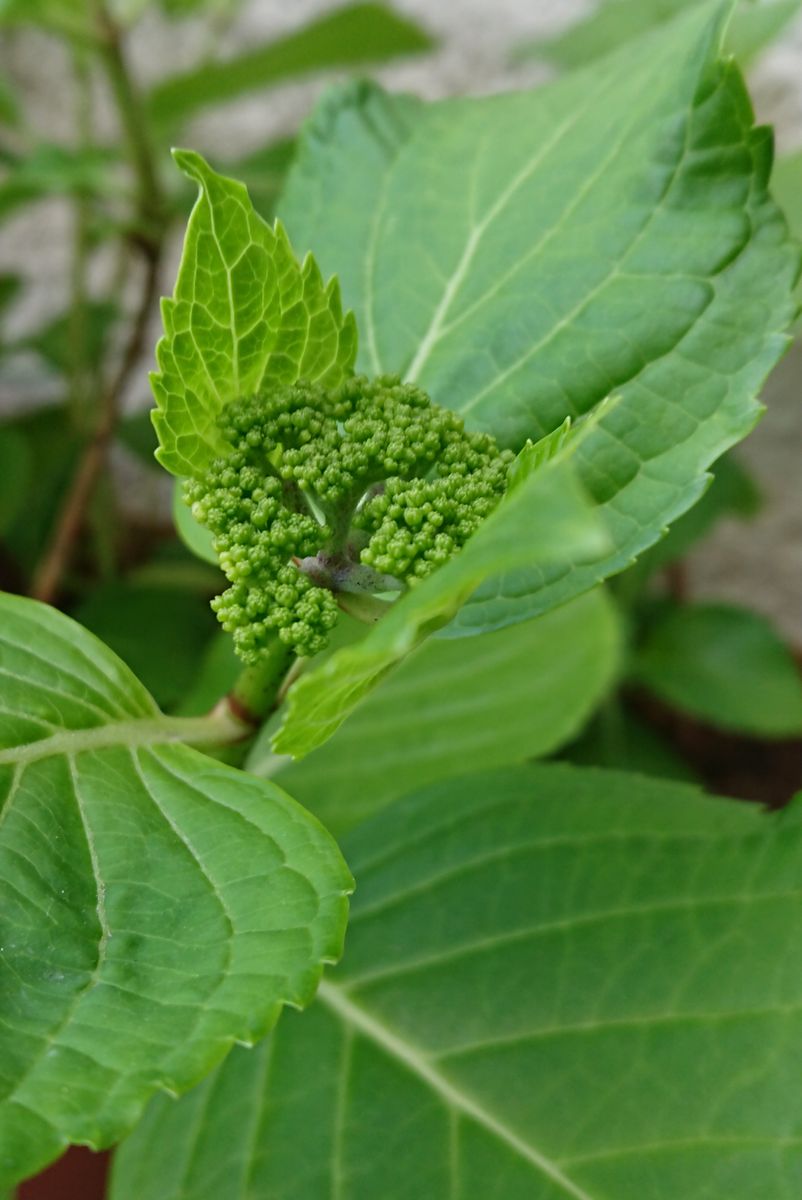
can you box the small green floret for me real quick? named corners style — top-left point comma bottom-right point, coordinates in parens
top-left (185, 375), bottom-right (514, 663)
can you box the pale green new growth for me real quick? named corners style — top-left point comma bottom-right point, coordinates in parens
top-left (151, 150), bottom-right (356, 477)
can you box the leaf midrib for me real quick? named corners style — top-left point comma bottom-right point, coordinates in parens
top-left (317, 979), bottom-right (595, 1200)
top-left (0, 713), bottom-right (245, 768)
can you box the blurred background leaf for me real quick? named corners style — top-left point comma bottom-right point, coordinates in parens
top-left (630, 601), bottom-right (802, 737)
top-left (146, 2), bottom-right (434, 130)
top-left (0, 144), bottom-right (121, 221)
top-left (73, 577), bottom-right (220, 709)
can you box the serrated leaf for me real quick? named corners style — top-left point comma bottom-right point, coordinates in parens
top-left (279, 6), bottom-right (797, 638)
top-left (0, 592), bottom-right (351, 1188)
top-left (630, 601), bottom-right (802, 736)
top-left (112, 763), bottom-right (802, 1200)
top-left (151, 150), bottom-right (357, 478)
top-left (146, 3), bottom-right (433, 129)
top-left (273, 457), bottom-right (608, 758)
top-left (772, 149), bottom-right (802, 303)
top-left (260, 588), bottom-right (620, 834)
top-left (615, 451), bottom-right (760, 594)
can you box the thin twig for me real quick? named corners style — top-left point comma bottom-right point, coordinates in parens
top-left (31, 247), bottom-right (161, 603)
top-left (30, 0), bottom-right (165, 604)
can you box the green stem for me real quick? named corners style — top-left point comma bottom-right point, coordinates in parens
top-left (225, 638), bottom-right (297, 728)
top-left (93, 1), bottom-right (163, 246)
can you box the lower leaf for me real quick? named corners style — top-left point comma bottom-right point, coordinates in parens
top-left (112, 763), bottom-right (802, 1199)
top-left (0, 593), bottom-right (351, 1187)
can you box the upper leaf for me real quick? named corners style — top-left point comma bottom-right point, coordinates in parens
top-left (514, 0), bottom-right (802, 71)
top-left (112, 762), bottom-right (802, 1199)
top-left (0, 593), bottom-right (351, 1188)
top-left (151, 150), bottom-right (357, 477)
top-left (272, 454), bottom-right (608, 757)
top-left (279, 5), bottom-right (798, 636)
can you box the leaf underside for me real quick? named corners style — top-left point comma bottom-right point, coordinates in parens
top-left (267, 588), bottom-right (621, 834)
top-left (0, 593), bottom-right (351, 1188)
top-left (279, 5), bottom-right (798, 637)
top-left (113, 763), bottom-right (802, 1199)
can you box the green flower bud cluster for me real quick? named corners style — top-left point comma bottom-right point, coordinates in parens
top-left (185, 375), bottom-right (513, 663)
top-left (184, 457), bottom-right (339, 661)
top-left (355, 432), bottom-right (513, 582)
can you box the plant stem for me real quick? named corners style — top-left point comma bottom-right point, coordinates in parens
top-left (31, 2), bottom-right (166, 603)
top-left (93, 1), bottom-right (163, 248)
top-left (31, 246), bottom-right (161, 602)
top-left (67, 44), bottom-right (93, 433)
top-left (223, 639), bottom-right (297, 729)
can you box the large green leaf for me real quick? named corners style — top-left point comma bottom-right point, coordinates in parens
top-left (630, 601), bottom-right (802, 736)
top-left (0, 592), bottom-right (351, 1188)
top-left (151, 150), bottom-right (357, 477)
top-left (273, 455), bottom-right (608, 758)
top-left (146, 3), bottom-right (433, 129)
top-left (279, 6), bottom-right (797, 638)
top-left (614, 451), bottom-right (760, 597)
top-left (514, 0), bottom-right (802, 71)
top-left (772, 149), bottom-right (802, 303)
top-left (112, 763), bottom-right (802, 1199)
top-left (260, 588), bottom-right (620, 834)
top-left (773, 150), bottom-right (802, 239)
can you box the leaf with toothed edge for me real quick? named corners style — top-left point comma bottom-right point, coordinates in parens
top-left (150, 149), bottom-right (357, 478)
top-left (279, 4), bottom-right (799, 638)
top-left (0, 591), bottom-right (351, 1189)
top-left (111, 763), bottom-right (802, 1200)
